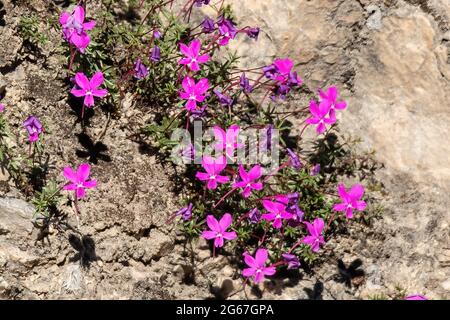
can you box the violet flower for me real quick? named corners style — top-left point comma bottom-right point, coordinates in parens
top-left (286, 148), bottom-right (302, 170)
top-left (282, 253), bottom-right (300, 270)
top-left (239, 73), bottom-right (253, 93)
top-left (213, 89), bottom-right (234, 107)
top-left (310, 164), bottom-right (321, 176)
top-left (217, 17), bottom-right (237, 46)
top-left (195, 0), bottom-right (210, 7)
top-left (202, 17), bottom-right (215, 34)
top-left (248, 208), bottom-right (261, 224)
top-left (150, 46), bottom-right (161, 62)
top-left (63, 163), bottom-right (97, 200)
top-left (176, 203), bottom-right (193, 220)
top-left (153, 29), bottom-right (162, 38)
top-left (23, 116), bottom-right (43, 142)
top-left (242, 248), bottom-right (276, 283)
top-left (201, 213), bottom-right (237, 248)
top-left (134, 59), bottom-right (149, 79)
top-left (246, 27), bottom-right (260, 40)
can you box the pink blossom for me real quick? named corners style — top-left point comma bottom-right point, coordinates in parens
top-left (261, 199), bottom-right (293, 229)
top-left (242, 248), bottom-right (276, 283)
top-left (305, 100), bottom-right (335, 134)
top-left (179, 39), bottom-right (210, 72)
top-left (319, 86), bottom-right (347, 119)
top-left (201, 213), bottom-right (237, 248)
top-left (302, 218), bottom-right (325, 252)
top-left (195, 155), bottom-right (229, 190)
top-left (0, 103), bottom-right (5, 112)
top-left (59, 6), bottom-right (96, 53)
top-left (63, 163), bottom-right (97, 199)
top-left (233, 165), bottom-right (263, 198)
top-left (213, 124), bottom-right (244, 158)
top-left (179, 76), bottom-right (209, 111)
top-left (333, 183), bottom-right (366, 218)
top-left (70, 72), bottom-right (108, 107)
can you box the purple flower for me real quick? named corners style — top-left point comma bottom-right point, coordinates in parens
top-left (190, 105), bottom-right (208, 118)
top-left (239, 73), bottom-right (252, 93)
top-left (305, 100), bottom-right (335, 134)
top-left (286, 148), bottom-right (302, 170)
top-left (303, 218), bottom-right (325, 252)
top-left (213, 89), bottom-right (233, 107)
top-left (176, 203), bottom-right (193, 220)
top-left (150, 46), bottom-right (161, 62)
top-left (201, 213), bottom-right (237, 248)
top-left (264, 58), bottom-right (302, 99)
top-left (259, 124), bottom-right (274, 152)
top-left (70, 72), bottom-right (108, 107)
top-left (242, 248), bottom-right (276, 283)
top-left (59, 6), bottom-right (96, 53)
top-left (310, 164), bottom-right (321, 176)
top-left (282, 253), bottom-right (300, 270)
top-left (248, 208), bottom-right (261, 224)
top-left (275, 193), bottom-right (304, 223)
top-left (405, 295), bottom-right (428, 300)
top-left (153, 29), bottom-right (162, 38)
top-left (179, 39), bottom-right (210, 72)
top-left (23, 116), bottom-right (43, 142)
top-left (195, 0), bottom-right (210, 6)
top-left (333, 183), bottom-right (366, 219)
top-left (202, 17), bottom-right (215, 33)
top-left (134, 59), bottom-right (148, 79)
top-left (246, 27), bottom-right (260, 40)
top-left (63, 163), bottom-right (97, 200)
top-left (180, 143), bottom-right (195, 162)
top-left (217, 17), bottom-right (237, 46)
top-left (233, 165), bottom-right (263, 198)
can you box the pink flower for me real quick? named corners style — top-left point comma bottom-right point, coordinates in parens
top-left (201, 213), bottom-right (237, 248)
top-left (242, 248), bottom-right (276, 283)
top-left (195, 155), bottom-right (229, 190)
top-left (302, 218), bottom-right (325, 252)
top-left (59, 6), bottom-right (96, 53)
top-left (70, 72), bottom-right (108, 107)
top-left (233, 165), bottom-right (263, 198)
top-left (305, 100), bottom-right (335, 134)
top-left (261, 199), bottom-right (293, 229)
top-left (213, 124), bottom-right (244, 158)
top-left (63, 163), bottom-right (97, 199)
top-left (0, 103), bottom-right (4, 112)
top-left (333, 183), bottom-right (366, 218)
top-left (319, 86), bottom-right (347, 119)
top-left (179, 76), bottom-right (209, 111)
top-left (217, 18), bottom-right (237, 46)
top-left (179, 39), bottom-right (210, 72)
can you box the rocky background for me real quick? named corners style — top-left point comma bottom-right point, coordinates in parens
top-left (0, 0), bottom-right (449, 299)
